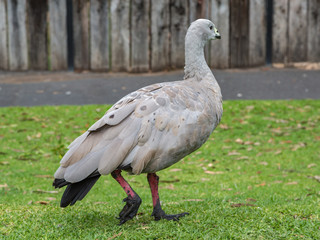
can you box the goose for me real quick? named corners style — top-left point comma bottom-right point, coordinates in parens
top-left (53, 19), bottom-right (222, 225)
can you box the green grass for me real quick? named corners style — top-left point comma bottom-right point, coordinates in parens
top-left (1, 100), bottom-right (320, 239)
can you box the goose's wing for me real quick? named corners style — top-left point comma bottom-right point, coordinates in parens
top-left (54, 83), bottom-right (163, 182)
top-left (54, 80), bottom-right (216, 183)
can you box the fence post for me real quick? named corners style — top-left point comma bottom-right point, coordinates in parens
top-left (249, 0), bottom-right (266, 66)
top-left (131, 0), bottom-right (150, 72)
top-left (73, 0), bottom-right (90, 71)
top-left (229, 0), bottom-right (249, 68)
top-left (0, 0), bottom-right (8, 70)
top-left (210, 0), bottom-right (230, 69)
top-left (307, 0), bottom-right (320, 62)
top-left (110, 0), bottom-right (130, 72)
top-left (90, 0), bottom-right (109, 71)
top-left (272, 0), bottom-right (288, 63)
top-left (7, 0), bottom-right (28, 70)
top-left (288, 0), bottom-right (307, 62)
top-left (151, 0), bottom-right (170, 72)
top-left (170, 0), bottom-right (188, 69)
top-left (49, 0), bottom-right (68, 70)
top-left (27, 0), bottom-right (48, 70)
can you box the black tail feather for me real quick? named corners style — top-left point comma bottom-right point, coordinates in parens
top-left (53, 171), bottom-right (101, 208)
top-left (53, 178), bottom-right (70, 188)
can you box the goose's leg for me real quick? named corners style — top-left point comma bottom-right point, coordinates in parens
top-left (147, 173), bottom-right (189, 221)
top-left (111, 170), bottom-right (142, 225)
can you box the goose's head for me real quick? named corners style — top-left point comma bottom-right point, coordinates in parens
top-left (184, 19), bottom-right (221, 79)
top-left (187, 19), bottom-right (221, 43)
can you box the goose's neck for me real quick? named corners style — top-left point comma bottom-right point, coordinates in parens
top-left (184, 32), bottom-right (211, 80)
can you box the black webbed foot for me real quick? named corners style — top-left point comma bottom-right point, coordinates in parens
top-left (151, 201), bottom-right (189, 221)
top-left (117, 195), bottom-right (142, 225)
top-left (152, 209), bottom-right (189, 221)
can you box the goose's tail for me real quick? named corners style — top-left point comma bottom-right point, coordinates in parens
top-left (53, 171), bottom-right (101, 207)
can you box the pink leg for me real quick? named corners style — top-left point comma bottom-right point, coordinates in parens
top-left (111, 169), bottom-right (136, 198)
top-left (147, 173), bottom-right (189, 221)
top-left (147, 172), bottom-right (160, 207)
top-left (111, 170), bottom-right (141, 225)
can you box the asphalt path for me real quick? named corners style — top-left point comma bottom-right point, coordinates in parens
top-left (0, 67), bottom-right (319, 107)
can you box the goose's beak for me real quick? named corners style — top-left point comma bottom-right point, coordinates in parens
top-left (215, 27), bottom-right (221, 39)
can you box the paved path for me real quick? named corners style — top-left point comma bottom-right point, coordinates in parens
top-left (0, 67), bottom-right (319, 107)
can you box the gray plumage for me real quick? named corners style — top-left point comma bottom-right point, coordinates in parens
top-left (54, 19), bottom-right (223, 186)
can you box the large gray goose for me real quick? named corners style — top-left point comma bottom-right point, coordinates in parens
top-left (53, 19), bottom-right (222, 225)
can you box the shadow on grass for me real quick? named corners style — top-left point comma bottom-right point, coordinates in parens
top-left (44, 209), bottom-right (120, 230)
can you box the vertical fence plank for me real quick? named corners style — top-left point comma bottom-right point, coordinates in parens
top-left (229, 0), bottom-right (249, 68)
top-left (170, 0), bottom-right (188, 69)
top-left (189, 0), bottom-right (209, 22)
top-left (0, 0), bottom-right (8, 70)
top-left (7, 0), bottom-right (28, 70)
top-left (27, 0), bottom-right (48, 70)
top-left (210, 0), bottom-right (229, 69)
top-left (151, 0), bottom-right (170, 71)
top-left (189, 0), bottom-right (198, 22)
top-left (90, 0), bottom-right (109, 71)
top-left (73, 0), bottom-right (90, 71)
top-left (110, 0), bottom-right (130, 72)
top-left (49, 0), bottom-right (67, 70)
top-left (288, 0), bottom-right (307, 62)
top-left (308, 0), bottom-right (320, 62)
top-left (131, 0), bottom-right (149, 72)
top-left (272, 0), bottom-right (288, 63)
top-left (189, 0), bottom-right (209, 61)
top-left (249, 0), bottom-right (266, 66)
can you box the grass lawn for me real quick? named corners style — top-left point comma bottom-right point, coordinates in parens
top-left (0, 100), bottom-right (320, 239)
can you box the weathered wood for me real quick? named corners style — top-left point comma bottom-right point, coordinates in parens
top-left (110, 0), bottom-right (130, 72)
top-left (189, 0), bottom-right (209, 61)
top-left (1, 0), bottom-right (318, 73)
top-left (307, 0), bottom-right (320, 62)
top-left (7, 0), bottom-right (28, 70)
top-left (151, 0), bottom-right (170, 71)
top-left (73, 0), bottom-right (90, 71)
top-left (272, 0), bottom-right (288, 63)
top-left (170, 0), bottom-right (188, 69)
top-left (229, 0), bottom-right (249, 67)
top-left (249, 0), bottom-right (266, 66)
top-left (0, 0), bottom-right (8, 70)
top-left (131, 0), bottom-right (149, 72)
top-left (210, 0), bottom-right (229, 69)
top-left (90, 0), bottom-right (109, 71)
top-left (288, 0), bottom-right (308, 62)
top-left (49, 0), bottom-right (68, 70)
top-left (27, 0), bottom-right (48, 70)
top-left (189, 0), bottom-right (209, 23)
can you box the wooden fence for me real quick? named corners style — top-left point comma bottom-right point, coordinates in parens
top-left (273, 0), bottom-right (320, 64)
top-left (0, 0), bottom-right (319, 72)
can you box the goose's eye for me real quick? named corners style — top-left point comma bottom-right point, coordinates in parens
top-left (209, 26), bottom-right (213, 30)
